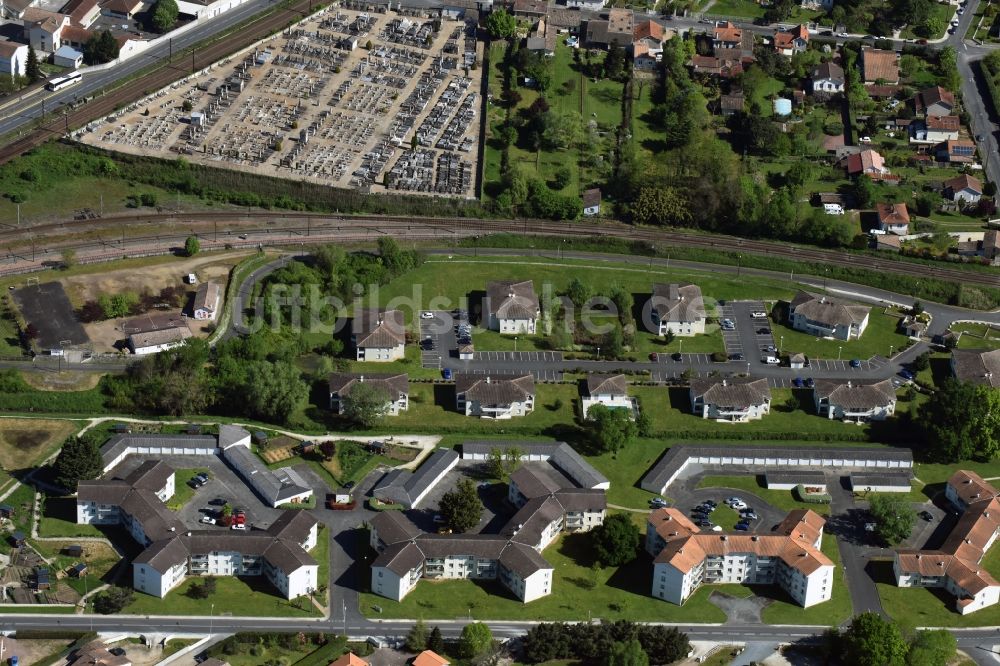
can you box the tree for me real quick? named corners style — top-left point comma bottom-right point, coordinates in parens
top-left (341, 381), bottom-right (391, 428)
top-left (607, 639), bottom-right (648, 666)
top-left (592, 513), bottom-right (641, 566)
top-left (916, 378), bottom-right (1000, 462)
top-left (427, 626), bottom-right (444, 653)
top-left (459, 622), bottom-right (493, 658)
top-left (869, 493), bottom-right (915, 545)
top-left (588, 404), bottom-right (638, 453)
top-left (318, 441), bottom-right (335, 460)
top-left (405, 619), bottom-right (428, 652)
top-left (93, 586), bottom-right (134, 614)
top-left (439, 478), bottom-right (483, 533)
top-left (636, 625), bottom-right (690, 665)
top-left (241, 361), bottom-right (308, 424)
top-left (852, 175), bottom-right (878, 208)
top-left (630, 187), bottom-right (692, 226)
top-left (604, 45), bottom-right (627, 80)
top-left (907, 629), bottom-right (957, 666)
top-left (484, 8), bottom-right (517, 39)
top-left (53, 434), bottom-right (102, 491)
top-left (25, 46), bottom-right (41, 83)
top-left (151, 0), bottom-right (179, 32)
top-left (840, 612), bottom-right (908, 666)
top-left (912, 351), bottom-right (931, 371)
top-left (564, 277), bottom-right (592, 308)
top-left (83, 29), bottom-right (120, 65)
top-left (540, 110), bottom-right (582, 150)
top-left (61, 248), bottom-right (75, 269)
top-left (185, 235), bottom-right (200, 257)
top-left (486, 446), bottom-right (522, 481)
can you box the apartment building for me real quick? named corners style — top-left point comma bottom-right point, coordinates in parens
top-left (455, 374), bottom-right (535, 419)
top-left (352, 309), bottom-right (405, 362)
top-left (580, 373), bottom-right (636, 419)
top-left (485, 280), bottom-right (539, 334)
top-left (329, 373), bottom-right (409, 416)
top-left (812, 379), bottom-right (897, 422)
top-left (648, 283), bottom-right (706, 337)
top-left (647, 508), bottom-right (834, 608)
top-left (688, 377), bottom-right (771, 422)
top-left (788, 291), bottom-right (870, 341)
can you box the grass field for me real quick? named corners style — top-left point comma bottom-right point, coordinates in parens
top-left (121, 574), bottom-right (324, 617)
top-left (696, 474), bottom-right (833, 515)
top-left (38, 496), bottom-right (103, 538)
top-left (0, 419), bottom-right (78, 475)
top-left (30, 540), bottom-right (121, 596)
top-left (953, 322), bottom-right (1000, 350)
top-left (586, 439), bottom-right (671, 509)
top-left (165, 468), bottom-right (211, 511)
top-left (771, 309), bottom-right (908, 361)
top-left (759, 534), bottom-right (852, 625)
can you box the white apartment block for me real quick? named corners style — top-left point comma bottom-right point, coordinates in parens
top-left (580, 374), bottom-right (637, 419)
top-left (812, 379), bottom-right (897, 422)
top-left (352, 309), bottom-right (406, 362)
top-left (486, 280), bottom-right (539, 334)
top-left (649, 283), bottom-right (706, 337)
top-left (455, 374), bottom-right (535, 419)
top-left (789, 291), bottom-right (870, 341)
top-left (689, 378), bottom-right (771, 422)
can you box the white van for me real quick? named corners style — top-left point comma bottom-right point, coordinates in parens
top-left (823, 203), bottom-right (844, 215)
top-left (762, 356), bottom-right (780, 365)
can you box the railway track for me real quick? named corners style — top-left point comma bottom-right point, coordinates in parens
top-left (0, 210), bottom-right (996, 288)
top-left (0, 0), bottom-right (315, 165)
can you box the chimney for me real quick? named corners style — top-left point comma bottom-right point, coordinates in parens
top-left (751, 535), bottom-right (758, 541)
top-left (486, 376), bottom-right (491, 384)
top-left (916, 553), bottom-right (921, 559)
top-left (360, 375), bottom-right (364, 382)
top-left (721, 535), bottom-right (727, 541)
top-left (187, 532), bottom-right (192, 537)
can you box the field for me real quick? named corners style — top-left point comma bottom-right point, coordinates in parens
top-left (37, 496), bottom-right (104, 538)
top-left (120, 574), bottom-right (324, 617)
top-left (0, 418), bottom-right (79, 481)
top-left (952, 322), bottom-right (1000, 350)
top-left (696, 474), bottom-right (834, 515)
top-left (30, 539), bottom-right (121, 597)
top-left (770, 309), bottom-right (908, 361)
top-left (759, 534), bottom-right (852, 625)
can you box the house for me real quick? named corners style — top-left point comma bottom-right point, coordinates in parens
top-left (894, 472), bottom-right (1000, 614)
top-left (874, 233), bottom-right (901, 252)
top-left (914, 85), bottom-right (955, 118)
top-left (100, 0), bottom-right (142, 19)
top-left (957, 230), bottom-right (999, 265)
top-left (938, 139), bottom-right (976, 163)
top-left (485, 280), bottom-right (539, 334)
top-left (860, 47), bottom-right (899, 84)
top-left (526, 19), bottom-right (555, 56)
top-left (192, 281), bottom-right (221, 320)
top-left (688, 377), bottom-right (771, 422)
top-left (810, 60), bottom-right (846, 94)
top-left (52, 44), bottom-right (82, 68)
top-left (789, 353), bottom-right (807, 369)
top-left (649, 283), bottom-right (706, 337)
top-left (920, 115), bottom-right (961, 143)
top-left (566, 0), bottom-right (604, 9)
top-left (582, 188), bottom-right (601, 216)
top-left (773, 24), bottom-right (808, 56)
top-left (712, 21), bottom-right (742, 49)
top-left (812, 379), bottom-right (896, 422)
top-left (584, 8), bottom-right (634, 48)
top-left (455, 374), bottom-right (535, 419)
top-left (329, 654), bottom-right (369, 666)
top-left (512, 0), bottom-right (547, 19)
top-left (689, 54), bottom-right (744, 78)
top-left (59, 24), bottom-right (92, 51)
top-left (875, 202), bottom-right (910, 235)
top-left (22, 8), bottom-right (70, 53)
top-left (720, 93), bottom-right (744, 115)
top-left (950, 348), bottom-right (1000, 388)
top-left (844, 149), bottom-right (888, 176)
top-left (648, 508), bottom-right (834, 608)
top-left (633, 19), bottom-right (666, 53)
top-left (581, 373), bottom-right (636, 419)
top-left (0, 41), bottom-right (28, 77)
top-left (413, 652), bottom-right (450, 666)
top-left (632, 43), bottom-right (658, 70)
top-left (945, 174), bottom-right (984, 203)
top-left (61, 0), bottom-right (101, 27)
top-left (352, 309), bottom-right (405, 362)
top-left (901, 315), bottom-right (926, 339)
top-left (328, 373), bottom-right (409, 416)
top-left (788, 291), bottom-right (870, 340)
top-left (68, 640), bottom-right (131, 666)
top-left (127, 325), bottom-right (192, 355)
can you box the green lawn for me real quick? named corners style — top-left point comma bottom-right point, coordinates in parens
top-left (121, 574), bottom-right (323, 617)
top-left (165, 468), bottom-right (211, 511)
top-left (346, 344), bottom-right (440, 380)
top-left (759, 534), bottom-right (852, 625)
top-left (586, 439), bottom-right (671, 509)
top-left (899, 2), bottom-right (953, 38)
top-left (37, 497), bottom-right (103, 538)
top-left (772, 308), bottom-right (908, 361)
top-left (359, 531), bottom-right (727, 623)
top-left (953, 322), bottom-right (1000, 350)
top-left (696, 474), bottom-right (833, 515)
top-left (314, 527), bottom-right (331, 593)
top-left (633, 326), bottom-right (726, 355)
top-left (0, 605), bottom-right (77, 614)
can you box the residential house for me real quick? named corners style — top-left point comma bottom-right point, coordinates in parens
top-left (894, 471), bottom-right (1000, 614)
top-left (919, 115), bottom-right (961, 143)
top-left (52, 44), bottom-right (82, 68)
top-left (720, 92), bottom-right (744, 115)
top-left (512, 0), bottom-right (547, 19)
top-left (455, 374), bottom-right (535, 419)
top-left (688, 377), bottom-right (771, 422)
top-left (585, 8), bottom-right (634, 49)
top-left (860, 47), bottom-right (899, 84)
top-left (788, 291), bottom-right (870, 340)
top-left (582, 188), bottom-right (601, 216)
top-left (68, 641), bottom-right (131, 666)
top-left (843, 149), bottom-right (888, 176)
top-left (811, 61), bottom-right (844, 94)
top-left (773, 24), bottom-right (808, 56)
top-left (0, 41), bottom-right (28, 77)
top-left (957, 230), bottom-right (998, 265)
top-left (648, 508), bottom-right (834, 608)
top-left (352, 308), bottom-right (405, 362)
top-left (526, 18), bottom-right (555, 56)
top-left (812, 379), bottom-right (896, 422)
top-left (328, 373), bottom-right (409, 416)
top-left (192, 281), bottom-right (221, 320)
top-left (485, 280), bottom-right (539, 334)
top-left (689, 54), bottom-right (744, 78)
top-left (101, 0), bottom-right (142, 19)
top-left (2, 0), bottom-right (36, 21)
top-left (914, 85), bottom-right (955, 118)
top-left (938, 139), bottom-right (976, 163)
top-left (127, 326), bottom-right (192, 355)
top-left (413, 653), bottom-right (450, 666)
top-left (901, 315), bottom-right (926, 339)
top-left (61, 0), bottom-right (101, 27)
top-left (874, 234), bottom-right (901, 252)
top-left (566, 0), bottom-right (604, 8)
top-left (950, 348), bottom-right (1000, 388)
top-left (945, 174), bottom-right (984, 204)
top-left (875, 202), bottom-right (910, 235)
top-left (712, 21), bottom-right (742, 50)
top-left (329, 654), bottom-right (369, 666)
top-left (22, 8), bottom-right (70, 53)
top-left (632, 42), bottom-right (658, 70)
top-left (59, 24), bottom-right (92, 51)
top-left (580, 373), bottom-right (636, 419)
top-left (789, 353), bottom-right (807, 369)
top-left (649, 282), bottom-right (706, 337)
top-left (633, 19), bottom-right (667, 60)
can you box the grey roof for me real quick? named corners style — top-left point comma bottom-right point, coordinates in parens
top-left (352, 309), bottom-right (405, 348)
top-left (120, 488), bottom-right (185, 540)
top-left (414, 534), bottom-right (509, 559)
top-left (455, 374), bottom-right (535, 405)
top-left (128, 326), bottom-right (191, 349)
top-left (371, 511), bottom-right (422, 544)
top-left (193, 281), bottom-right (221, 313)
top-left (122, 460), bottom-right (174, 492)
top-left (267, 510), bottom-right (318, 543)
top-left (77, 479), bottom-right (129, 504)
top-left (133, 537), bottom-right (188, 571)
top-left (789, 291), bottom-right (870, 328)
top-left (218, 425), bottom-right (250, 449)
top-left (550, 488), bottom-right (606, 512)
top-left (498, 541), bottom-right (552, 578)
top-left (850, 472), bottom-right (912, 488)
top-left (510, 466), bottom-right (563, 499)
top-left (951, 349), bottom-right (1000, 388)
top-left (223, 445), bottom-right (312, 504)
top-left (329, 373), bottom-right (409, 398)
top-left (486, 280), bottom-right (539, 321)
top-left (812, 61), bottom-right (844, 83)
top-left (372, 541), bottom-right (431, 576)
top-left (765, 471), bottom-right (827, 486)
top-left (504, 496), bottom-right (565, 546)
top-left (584, 374), bottom-right (627, 397)
top-left (461, 441), bottom-right (609, 489)
top-left (650, 283), bottom-right (706, 323)
top-left (100, 432), bottom-right (218, 467)
top-left (640, 444), bottom-right (914, 493)
top-left (264, 539), bottom-right (318, 572)
top-left (812, 379), bottom-right (896, 409)
top-left (689, 377), bottom-right (771, 409)
top-left (371, 448), bottom-right (459, 507)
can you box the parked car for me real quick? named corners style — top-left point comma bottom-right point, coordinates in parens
top-left (729, 353), bottom-right (744, 361)
top-left (741, 511), bottom-right (759, 521)
top-left (919, 510), bottom-right (934, 522)
top-left (864, 522), bottom-right (877, 532)
top-left (209, 498), bottom-right (227, 506)
top-left (762, 356), bottom-right (780, 365)
top-left (672, 352), bottom-right (683, 361)
top-left (899, 369), bottom-right (915, 381)
top-left (805, 378), bottom-right (815, 388)
top-left (751, 311), bottom-right (767, 318)
top-left (756, 328), bottom-right (770, 335)
top-left (697, 520), bottom-right (714, 528)
top-left (762, 345), bottom-right (777, 353)
top-left (734, 523), bottom-right (750, 531)
top-left (704, 500), bottom-right (718, 507)
top-left (792, 377), bottom-right (804, 388)
top-left (421, 311), bottom-right (434, 319)
top-left (850, 359), bottom-right (862, 368)
top-left (433, 514), bottom-right (446, 524)
top-left (109, 649), bottom-right (126, 657)
top-left (730, 501), bottom-right (748, 510)
top-left (650, 497), bottom-right (667, 508)
top-left (231, 523), bottom-right (247, 531)
top-left (442, 368), bottom-right (453, 380)
top-left (344, 481), bottom-right (356, 490)
top-left (201, 516), bottom-right (216, 525)
top-left (725, 497), bottom-right (742, 504)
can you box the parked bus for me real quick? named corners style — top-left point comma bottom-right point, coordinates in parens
top-left (45, 71), bottom-right (82, 91)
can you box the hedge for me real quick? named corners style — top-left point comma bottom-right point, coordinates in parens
top-left (794, 484), bottom-right (832, 504)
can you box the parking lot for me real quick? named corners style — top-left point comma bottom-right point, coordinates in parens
top-left (419, 310), bottom-right (457, 369)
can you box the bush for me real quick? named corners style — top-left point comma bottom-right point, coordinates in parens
top-left (794, 484), bottom-right (832, 504)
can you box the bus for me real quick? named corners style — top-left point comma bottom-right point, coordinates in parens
top-left (45, 71), bottom-right (82, 91)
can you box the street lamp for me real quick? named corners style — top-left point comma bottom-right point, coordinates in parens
top-left (779, 335), bottom-right (784, 354)
top-left (514, 336), bottom-right (517, 352)
top-left (746, 362), bottom-right (750, 375)
top-left (737, 254), bottom-right (742, 277)
top-left (596, 346), bottom-right (601, 359)
top-left (889, 345), bottom-right (894, 358)
top-left (209, 603), bottom-right (215, 635)
top-left (837, 346), bottom-right (842, 361)
top-left (679, 339), bottom-right (683, 355)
